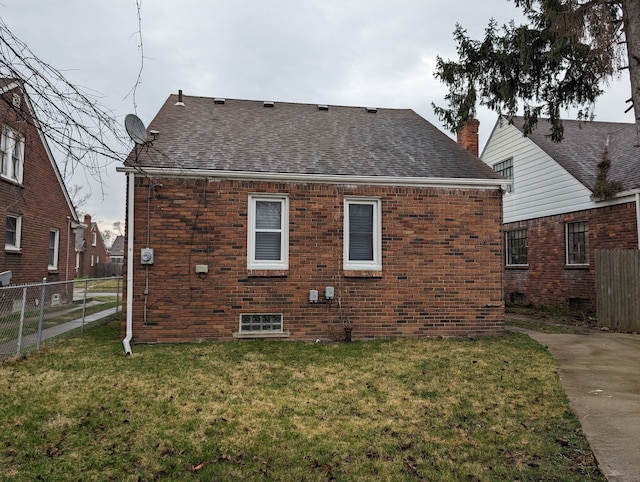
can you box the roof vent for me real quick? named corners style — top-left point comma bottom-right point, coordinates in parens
top-left (317, 104), bottom-right (329, 111)
top-left (263, 101), bottom-right (275, 108)
top-left (213, 98), bottom-right (226, 105)
top-left (365, 107), bottom-right (378, 113)
top-left (175, 89), bottom-right (185, 106)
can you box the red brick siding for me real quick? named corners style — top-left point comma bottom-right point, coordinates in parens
top-left (76, 215), bottom-right (109, 278)
top-left (0, 88), bottom-right (75, 285)
top-left (121, 177), bottom-right (504, 342)
top-left (457, 119), bottom-right (480, 157)
top-left (504, 202), bottom-right (638, 309)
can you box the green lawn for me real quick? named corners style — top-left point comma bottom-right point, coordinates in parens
top-left (0, 322), bottom-right (604, 481)
top-left (0, 299), bottom-right (120, 345)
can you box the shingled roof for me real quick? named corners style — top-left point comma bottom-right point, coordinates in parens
top-left (510, 116), bottom-right (640, 192)
top-left (127, 94), bottom-right (502, 182)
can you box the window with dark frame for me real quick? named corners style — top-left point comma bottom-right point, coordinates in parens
top-left (566, 221), bottom-right (588, 265)
top-left (493, 158), bottom-right (513, 192)
top-left (506, 229), bottom-right (528, 266)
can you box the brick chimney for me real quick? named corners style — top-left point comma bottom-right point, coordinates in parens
top-left (457, 119), bottom-right (480, 157)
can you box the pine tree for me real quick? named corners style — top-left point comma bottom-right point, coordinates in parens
top-left (434, 0), bottom-right (640, 143)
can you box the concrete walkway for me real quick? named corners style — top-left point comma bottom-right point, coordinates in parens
top-left (509, 326), bottom-right (640, 482)
top-left (0, 305), bottom-right (119, 359)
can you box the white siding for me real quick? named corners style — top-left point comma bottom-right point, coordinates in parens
top-left (481, 121), bottom-right (596, 223)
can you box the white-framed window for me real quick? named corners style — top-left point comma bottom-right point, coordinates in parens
top-left (239, 313), bottom-right (283, 333)
top-left (505, 229), bottom-right (528, 266)
top-left (0, 126), bottom-right (25, 184)
top-left (493, 158), bottom-right (513, 192)
top-left (566, 221), bottom-right (588, 266)
top-left (6, 214), bottom-right (22, 251)
top-left (247, 194), bottom-right (289, 270)
top-left (344, 197), bottom-right (382, 271)
top-left (92, 232), bottom-right (97, 246)
top-left (48, 229), bottom-right (60, 270)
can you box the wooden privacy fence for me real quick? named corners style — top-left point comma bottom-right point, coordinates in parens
top-left (595, 250), bottom-right (640, 332)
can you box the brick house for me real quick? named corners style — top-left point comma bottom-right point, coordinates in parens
top-left (481, 116), bottom-right (640, 311)
top-left (117, 94), bottom-right (506, 348)
top-left (75, 214), bottom-right (109, 278)
top-left (1, 79), bottom-right (80, 286)
top-left (107, 235), bottom-right (125, 264)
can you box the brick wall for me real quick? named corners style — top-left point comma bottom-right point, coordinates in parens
top-left (77, 214), bottom-right (109, 278)
top-left (0, 87), bottom-right (75, 285)
top-left (457, 119), bottom-right (480, 157)
top-left (504, 202), bottom-right (638, 310)
top-left (122, 177), bottom-right (504, 342)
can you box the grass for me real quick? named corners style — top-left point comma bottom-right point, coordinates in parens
top-left (74, 277), bottom-right (123, 292)
top-left (0, 299), bottom-right (120, 345)
top-left (505, 305), bottom-right (599, 334)
top-left (0, 322), bottom-right (604, 481)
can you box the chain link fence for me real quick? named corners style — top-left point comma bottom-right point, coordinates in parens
top-left (0, 277), bottom-right (121, 361)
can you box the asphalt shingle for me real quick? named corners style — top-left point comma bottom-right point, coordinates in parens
top-left (127, 95), bottom-right (502, 181)
top-left (510, 116), bottom-right (640, 191)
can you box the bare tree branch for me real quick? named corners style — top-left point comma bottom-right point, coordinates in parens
top-left (0, 17), bottom-right (129, 189)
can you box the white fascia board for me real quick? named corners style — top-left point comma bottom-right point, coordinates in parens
top-left (115, 166), bottom-right (507, 190)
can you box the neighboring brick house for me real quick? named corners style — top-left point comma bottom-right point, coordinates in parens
top-left (117, 94), bottom-right (506, 347)
top-left (108, 235), bottom-right (125, 264)
top-left (1, 79), bottom-right (80, 286)
top-left (481, 116), bottom-right (640, 311)
top-left (75, 214), bottom-right (109, 278)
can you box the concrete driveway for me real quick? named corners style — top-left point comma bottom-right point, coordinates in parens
top-left (509, 326), bottom-right (640, 482)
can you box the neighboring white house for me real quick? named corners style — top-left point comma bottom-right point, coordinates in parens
top-left (481, 116), bottom-right (640, 310)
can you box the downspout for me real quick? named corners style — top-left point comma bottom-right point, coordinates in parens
top-left (636, 193), bottom-right (640, 250)
top-left (123, 171), bottom-right (135, 354)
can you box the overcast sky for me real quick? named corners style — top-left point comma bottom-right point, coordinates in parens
top-left (0, 0), bottom-right (633, 234)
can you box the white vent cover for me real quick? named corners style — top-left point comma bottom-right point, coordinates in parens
top-left (213, 98), bottom-right (226, 105)
top-left (317, 104), bottom-right (329, 111)
top-left (263, 101), bottom-right (275, 108)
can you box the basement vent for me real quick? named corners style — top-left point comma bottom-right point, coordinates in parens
top-left (213, 98), bottom-right (226, 105)
top-left (263, 101), bottom-right (275, 108)
top-left (51, 293), bottom-right (61, 306)
top-left (365, 107), bottom-right (378, 113)
top-left (240, 313), bottom-right (283, 333)
top-left (317, 104), bottom-right (329, 111)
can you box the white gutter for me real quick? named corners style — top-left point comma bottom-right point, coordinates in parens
top-left (123, 171), bottom-right (135, 355)
top-left (115, 166), bottom-right (508, 190)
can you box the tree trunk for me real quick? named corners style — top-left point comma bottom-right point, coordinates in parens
top-left (621, 0), bottom-right (640, 145)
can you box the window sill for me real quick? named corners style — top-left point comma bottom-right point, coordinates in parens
top-left (0, 176), bottom-right (23, 187)
top-left (48, 268), bottom-right (59, 273)
top-left (247, 269), bottom-right (288, 277)
top-left (506, 264), bottom-right (529, 269)
top-left (343, 270), bottom-right (383, 278)
top-left (233, 330), bottom-right (291, 339)
top-left (5, 247), bottom-right (22, 254)
top-left (565, 264), bottom-right (590, 270)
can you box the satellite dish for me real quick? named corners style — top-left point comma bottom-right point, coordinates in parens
top-left (124, 114), bottom-right (148, 145)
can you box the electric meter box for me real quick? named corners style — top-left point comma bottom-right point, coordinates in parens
top-left (141, 248), bottom-right (154, 265)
